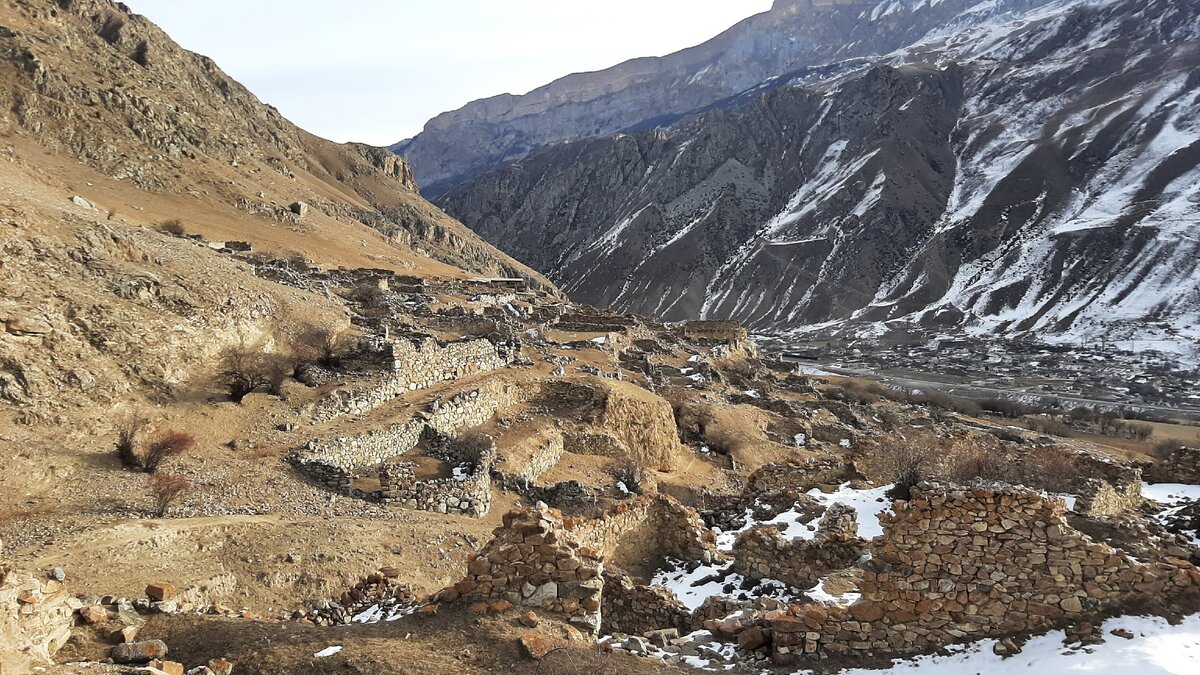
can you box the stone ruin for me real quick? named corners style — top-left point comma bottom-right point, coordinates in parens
top-left (1146, 444), bottom-right (1200, 484)
top-left (0, 569), bottom-right (76, 673)
top-left (732, 503), bottom-right (868, 590)
top-left (760, 484), bottom-right (1200, 664)
top-left (310, 334), bottom-right (512, 423)
top-left (291, 379), bottom-right (523, 516)
top-left (448, 504), bottom-right (606, 633)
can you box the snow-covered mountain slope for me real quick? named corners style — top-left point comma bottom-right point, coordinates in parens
top-left (440, 0), bottom-right (1200, 358)
top-left (395, 0), bottom-right (1056, 197)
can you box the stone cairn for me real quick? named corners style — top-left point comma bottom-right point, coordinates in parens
top-left (440, 503), bottom-right (604, 633)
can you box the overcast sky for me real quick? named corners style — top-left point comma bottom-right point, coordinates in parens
top-left (127, 1), bottom-right (773, 146)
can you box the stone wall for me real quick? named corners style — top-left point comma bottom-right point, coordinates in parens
top-left (766, 484), bottom-right (1200, 664)
top-left (1146, 445), bottom-right (1200, 484)
top-left (732, 504), bottom-right (868, 589)
top-left (1074, 476), bottom-right (1143, 518)
top-left (0, 570), bottom-right (76, 674)
top-left (566, 496), bottom-right (719, 572)
top-left (378, 436), bottom-right (496, 516)
top-left (292, 379), bottom-right (521, 516)
top-left (601, 569), bottom-right (691, 635)
top-left (450, 505), bottom-right (605, 633)
top-left (496, 424), bottom-right (564, 484)
top-left (310, 336), bottom-right (508, 422)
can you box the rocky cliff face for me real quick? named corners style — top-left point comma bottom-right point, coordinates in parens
top-left (441, 0), bottom-right (1200, 356)
top-left (394, 0), bottom-right (1056, 197)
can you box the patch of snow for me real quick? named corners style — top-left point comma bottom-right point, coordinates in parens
top-left (313, 646), bottom-right (342, 658)
top-left (791, 613), bottom-right (1200, 674)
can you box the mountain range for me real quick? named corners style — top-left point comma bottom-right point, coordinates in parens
top-left (428, 0), bottom-right (1200, 358)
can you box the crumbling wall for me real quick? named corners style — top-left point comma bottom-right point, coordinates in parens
top-left (732, 504), bottom-right (868, 589)
top-left (1146, 445), bottom-right (1200, 484)
top-left (496, 424), bottom-right (564, 484)
top-left (451, 505), bottom-right (604, 633)
top-left (311, 336), bottom-right (507, 422)
top-left (379, 436), bottom-right (497, 516)
top-left (767, 485), bottom-right (1200, 664)
top-left (0, 570), bottom-right (76, 674)
top-left (566, 496), bottom-right (718, 572)
top-left (601, 569), bottom-right (691, 635)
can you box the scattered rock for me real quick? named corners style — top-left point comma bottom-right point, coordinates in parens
top-left (519, 611), bottom-right (540, 628)
top-left (149, 660), bottom-right (185, 675)
top-left (77, 605), bottom-right (109, 624)
top-left (48, 567), bottom-right (67, 581)
top-left (737, 626), bottom-right (766, 650)
top-left (72, 195), bottom-right (93, 209)
top-left (145, 582), bottom-right (178, 602)
top-left (110, 639), bottom-right (169, 664)
top-left (518, 633), bottom-right (554, 660)
top-left (1111, 628), bottom-right (1135, 640)
top-left (290, 201), bottom-right (309, 217)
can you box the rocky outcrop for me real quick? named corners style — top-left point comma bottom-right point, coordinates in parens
top-left (396, 0), bottom-right (1056, 197)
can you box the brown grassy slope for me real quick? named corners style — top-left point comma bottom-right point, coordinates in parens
top-left (0, 0), bottom-right (552, 286)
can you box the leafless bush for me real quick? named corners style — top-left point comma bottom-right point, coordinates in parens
top-left (830, 379), bottom-right (890, 405)
top-left (219, 345), bottom-right (288, 403)
top-left (1015, 448), bottom-right (1078, 489)
top-left (873, 437), bottom-right (940, 500)
top-left (942, 444), bottom-right (1009, 484)
top-left (296, 324), bottom-right (349, 369)
top-left (1125, 422), bottom-right (1153, 441)
top-left (158, 219), bottom-right (187, 235)
top-left (612, 460), bottom-right (649, 496)
top-left (148, 473), bottom-right (190, 517)
top-left (1024, 416), bottom-right (1076, 438)
top-left (143, 431), bottom-right (195, 473)
top-left (116, 416), bottom-right (147, 469)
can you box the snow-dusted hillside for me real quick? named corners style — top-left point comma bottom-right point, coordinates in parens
top-left (441, 0), bottom-right (1200, 359)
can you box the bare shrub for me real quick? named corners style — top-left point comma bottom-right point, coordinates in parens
top-left (873, 437), bottom-right (939, 500)
top-left (296, 324), bottom-right (349, 369)
top-left (148, 473), bottom-right (190, 517)
top-left (943, 443), bottom-right (1009, 484)
top-left (158, 219), bottom-right (187, 235)
top-left (143, 431), bottom-right (195, 473)
top-left (219, 345), bottom-right (287, 403)
top-left (830, 379), bottom-right (889, 405)
top-left (979, 398), bottom-right (1033, 418)
top-left (116, 416), bottom-right (147, 469)
top-left (1125, 422), bottom-right (1153, 441)
top-left (612, 460), bottom-right (649, 496)
top-left (1015, 448), bottom-right (1078, 489)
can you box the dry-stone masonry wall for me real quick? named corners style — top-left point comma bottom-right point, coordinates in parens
top-left (310, 336), bottom-right (508, 422)
top-left (378, 436), bottom-right (497, 516)
top-left (566, 495), bottom-right (719, 571)
top-left (450, 504), bottom-right (605, 633)
top-left (732, 504), bottom-right (868, 589)
top-left (1147, 445), bottom-right (1200, 484)
top-left (0, 570), bottom-right (77, 674)
top-left (601, 568), bottom-right (691, 635)
top-left (766, 484), bottom-right (1200, 664)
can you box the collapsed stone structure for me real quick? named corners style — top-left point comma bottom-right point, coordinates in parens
top-left (451, 504), bottom-right (606, 632)
top-left (732, 503), bottom-right (868, 589)
top-left (310, 335), bottom-right (511, 422)
top-left (0, 570), bottom-right (76, 673)
top-left (291, 379), bottom-right (522, 516)
top-left (1146, 445), bottom-right (1200, 484)
top-left (764, 484), bottom-right (1200, 664)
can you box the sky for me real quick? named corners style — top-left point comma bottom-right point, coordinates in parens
top-left (127, 1), bottom-right (773, 146)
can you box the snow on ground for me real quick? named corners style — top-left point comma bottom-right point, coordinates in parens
top-left (350, 603), bottom-right (421, 624)
top-left (805, 576), bottom-right (861, 606)
top-left (791, 613), bottom-right (1200, 674)
top-left (313, 646), bottom-right (343, 658)
top-left (713, 483), bottom-right (894, 551)
top-left (649, 557), bottom-right (802, 611)
top-left (807, 483), bottom-right (894, 540)
top-left (1143, 483), bottom-right (1200, 545)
